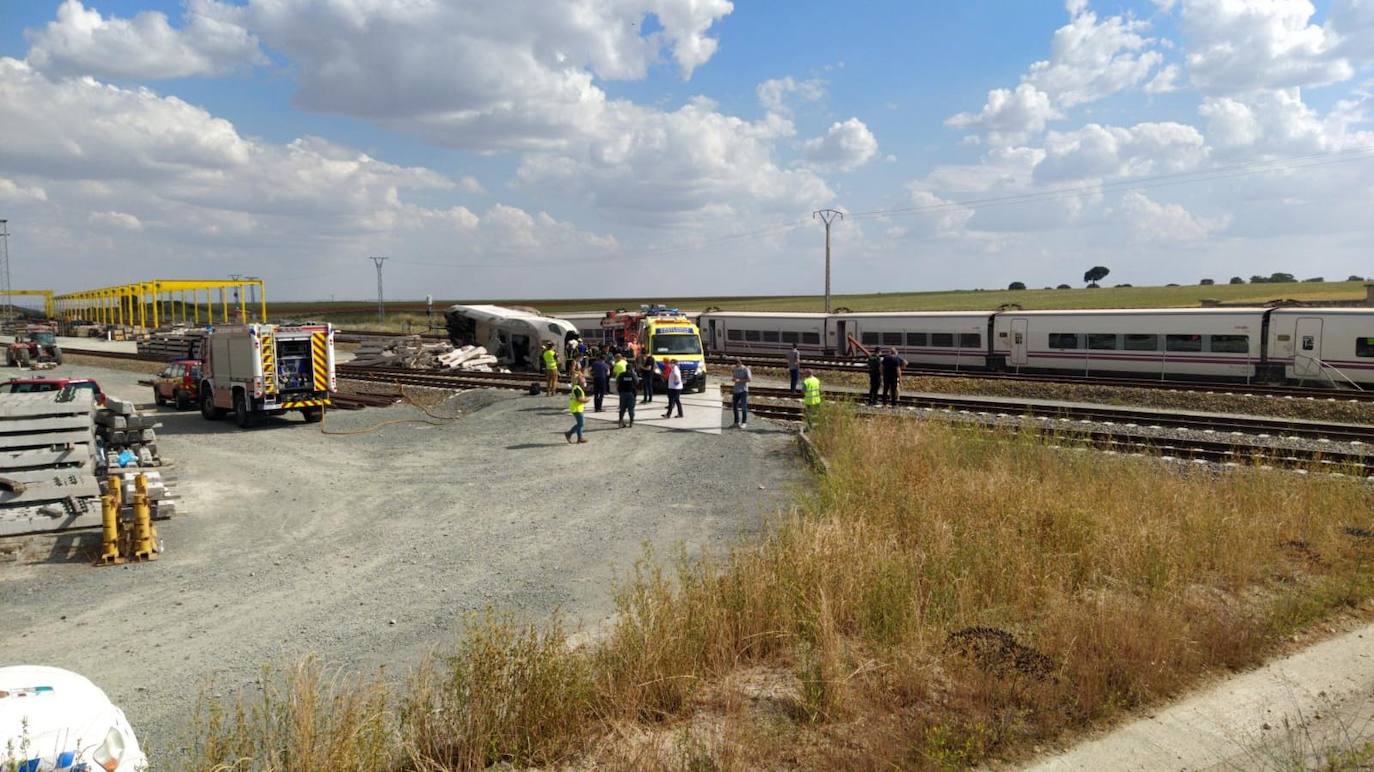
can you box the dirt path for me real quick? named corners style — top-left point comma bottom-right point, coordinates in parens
top-left (0, 362), bottom-right (808, 765)
top-left (1028, 622), bottom-right (1374, 770)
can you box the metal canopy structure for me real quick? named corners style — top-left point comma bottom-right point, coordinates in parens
top-left (55, 278), bottom-right (266, 330)
top-left (0, 290), bottom-right (54, 318)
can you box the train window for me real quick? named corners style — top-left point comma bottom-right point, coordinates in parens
top-left (802, 332), bottom-right (821, 345)
top-left (960, 333), bottom-right (981, 348)
top-left (781, 331), bottom-right (800, 344)
top-left (744, 329), bottom-right (761, 342)
top-left (1357, 338), bottom-right (1374, 357)
top-left (1123, 334), bottom-right (1158, 351)
top-left (727, 329), bottom-right (743, 341)
top-left (1208, 335), bottom-right (1249, 353)
top-left (931, 333), bottom-right (954, 347)
top-left (762, 330), bottom-right (780, 343)
top-left (906, 332), bottom-right (927, 346)
top-left (861, 331), bottom-right (879, 345)
top-left (1087, 333), bottom-right (1117, 350)
top-left (1048, 333), bottom-right (1080, 349)
top-left (881, 332), bottom-right (903, 346)
top-left (1165, 334), bottom-right (1202, 352)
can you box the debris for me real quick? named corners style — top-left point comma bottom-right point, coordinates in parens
top-left (0, 391), bottom-right (101, 537)
top-left (350, 336), bottom-right (508, 372)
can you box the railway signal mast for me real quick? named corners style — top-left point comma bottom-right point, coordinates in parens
top-left (813, 209), bottom-right (844, 314)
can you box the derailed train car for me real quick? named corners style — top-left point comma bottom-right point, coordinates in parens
top-left (444, 304), bottom-right (580, 371)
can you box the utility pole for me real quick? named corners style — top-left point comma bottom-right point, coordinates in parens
top-left (0, 220), bottom-right (11, 322)
top-left (369, 256), bottom-right (388, 325)
top-left (812, 209), bottom-right (844, 314)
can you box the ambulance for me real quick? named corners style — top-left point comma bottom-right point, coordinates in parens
top-left (640, 308), bottom-right (708, 392)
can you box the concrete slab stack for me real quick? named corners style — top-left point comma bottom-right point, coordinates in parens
top-left (0, 391), bottom-right (101, 536)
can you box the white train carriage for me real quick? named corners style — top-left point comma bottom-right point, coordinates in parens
top-left (559, 311), bottom-right (616, 346)
top-left (698, 312), bottom-right (828, 355)
top-left (1266, 307), bottom-right (1374, 387)
top-left (992, 308), bottom-right (1267, 380)
top-left (830, 312), bottom-right (993, 369)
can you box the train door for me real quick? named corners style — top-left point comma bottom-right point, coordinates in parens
top-left (836, 320), bottom-right (848, 356)
top-left (707, 318), bottom-right (719, 352)
top-left (1294, 317), bottom-right (1323, 377)
top-left (1009, 318), bottom-right (1028, 367)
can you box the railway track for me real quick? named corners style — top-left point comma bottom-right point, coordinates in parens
top-left (739, 385), bottom-right (1374, 444)
top-left (706, 353), bottom-right (1374, 403)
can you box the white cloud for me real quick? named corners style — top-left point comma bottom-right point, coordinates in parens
top-left (1034, 121), bottom-right (1208, 182)
top-left (89, 210), bottom-right (143, 231)
top-left (1119, 191), bottom-right (1228, 242)
top-left (1179, 0), bottom-right (1352, 91)
top-left (1199, 87), bottom-right (1374, 153)
top-left (516, 98), bottom-right (831, 225)
top-left (757, 76), bottom-right (825, 116)
top-left (26, 0), bottom-right (265, 79)
top-left (1023, 4), bottom-right (1163, 106)
top-left (947, 84), bottom-right (1063, 146)
top-left (1144, 62), bottom-right (1181, 93)
top-left (801, 118), bottom-right (879, 171)
top-left (0, 178), bottom-right (47, 203)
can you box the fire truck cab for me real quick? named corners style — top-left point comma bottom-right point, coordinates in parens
top-left (199, 323), bottom-right (335, 428)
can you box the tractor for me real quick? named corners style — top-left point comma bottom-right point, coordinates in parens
top-left (6, 324), bottom-right (63, 367)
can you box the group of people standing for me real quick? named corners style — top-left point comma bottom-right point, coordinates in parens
top-left (865, 348), bottom-right (908, 406)
top-left (544, 340), bottom-right (690, 445)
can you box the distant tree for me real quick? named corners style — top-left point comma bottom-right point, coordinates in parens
top-left (1043, 286), bottom-right (1053, 290)
top-left (1200, 278), bottom-right (1215, 285)
top-left (1086, 282), bottom-right (1101, 289)
top-left (1008, 281), bottom-right (1026, 291)
top-left (1229, 276), bottom-right (1245, 284)
top-left (1114, 283), bottom-right (1133, 288)
top-left (1250, 275), bottom-right (1269, 284)
top-left (1349, 275), bottom-right (1366, 282)
top-left (1083, 265), bottom-right (1111, 285)
top-left (1166, 283), bottom-right (1180, 287)
top-left (1056, 283), bottom-right (1072, 290)
top-left (1269, 272), bottom-right (1296, 283)
top-left (1303, 276), bottom-right (1325, 282)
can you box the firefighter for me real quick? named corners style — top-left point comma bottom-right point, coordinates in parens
top-left (802, 369), bottom-right (822, 429)
top-left (542, 342), bottom-right (559, 396)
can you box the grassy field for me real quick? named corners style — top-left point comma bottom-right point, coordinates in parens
top-left (268, 280), bottom-right (1369, 331)
top-left (188, 412), bottom-right (1374, 770)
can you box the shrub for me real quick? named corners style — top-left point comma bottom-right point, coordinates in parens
top-left (1008, 282), bottom-right (1026, 291)
top-left (1229, 276), bottom-right (1245, 284)
top-left (1056, 284), bottom-right (1071, 290)
top-left (1200, 278), bottom-right (1215, 285)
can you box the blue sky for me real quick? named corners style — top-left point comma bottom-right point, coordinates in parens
top-left (0, 0), bottom-right (1371, 301)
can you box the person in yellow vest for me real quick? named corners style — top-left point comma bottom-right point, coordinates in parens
top-left (612, 351), bottom-right (628, 378)
top-left (542, 342), bottom-right (559, 395)
top-left (565, 372), bottom-right (592, 444)
top-left (802, 369), bottom-right (822, 429)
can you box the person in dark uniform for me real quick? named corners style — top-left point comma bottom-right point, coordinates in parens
top-left (589, 353), bottom-right (611, 412)
top-left (880, 348), bottom-right (908, 406)
top-left (866, 349), bottom-right (882, 406)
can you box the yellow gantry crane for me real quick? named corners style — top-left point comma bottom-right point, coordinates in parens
top-left (54, 278), bottom-right (266, 330)
top-left (0, 289), bottom-right (55, 318)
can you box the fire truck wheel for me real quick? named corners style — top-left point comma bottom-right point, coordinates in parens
top-left (233, 392), bottom-right (254, 429)
top-left (173, 389), bottom-right (190, 411)
top-left (301, 407), bottom-right (322, 423)
top-left (200, 390), bottom-right (225, 420)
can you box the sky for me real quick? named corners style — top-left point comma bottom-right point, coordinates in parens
top-left (0, 0), bottom-right (1372, 302)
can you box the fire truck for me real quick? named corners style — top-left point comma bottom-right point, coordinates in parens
top-left (198, 323), bottom-right (335, 428)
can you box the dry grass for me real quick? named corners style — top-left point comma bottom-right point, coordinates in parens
top-left (185, 410), bottom-right (1374, 769)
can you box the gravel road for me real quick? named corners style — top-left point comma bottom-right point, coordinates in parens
top-left (0, 362), bottom-right (807, 763)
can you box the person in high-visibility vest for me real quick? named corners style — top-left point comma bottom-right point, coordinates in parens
top-left (542, 343), bottom-right (559, 395)
top-left (612, 352), bottom-right (628, 378)
top-left (565, 372), bottom-right (592, 444)
top-left (802, 369), bottom-right (822, 429)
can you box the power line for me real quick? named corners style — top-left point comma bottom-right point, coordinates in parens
top-left (813, 209), bottom-right (843, 314)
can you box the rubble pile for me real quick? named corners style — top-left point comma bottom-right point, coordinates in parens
top-left (97, 396), bottom-right (178, 519)
top-left (351, 335), bottom-right (503, 372)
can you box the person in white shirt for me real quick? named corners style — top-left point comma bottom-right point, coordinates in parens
top-left (662, 358), bottom-right (685, 418)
